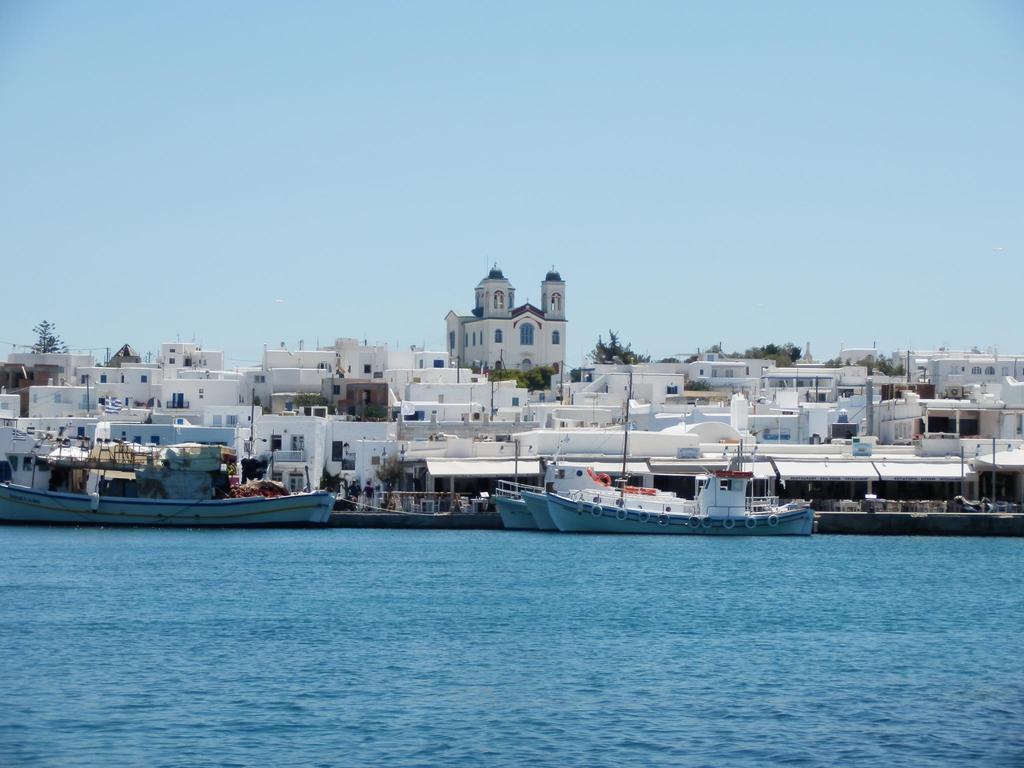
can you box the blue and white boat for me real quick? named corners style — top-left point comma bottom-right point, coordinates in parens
top-left (493, 486), bottom-right (539, 530)
top-left (545, 469), bottom-right (813, 536)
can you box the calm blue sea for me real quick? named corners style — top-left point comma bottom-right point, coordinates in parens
top-left (0, 528), bottom-right (1021, 767)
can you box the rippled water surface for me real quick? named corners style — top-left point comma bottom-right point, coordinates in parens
top-left (1, 528), bottom-right (1022, 767)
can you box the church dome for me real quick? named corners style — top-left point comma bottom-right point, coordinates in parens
top-left (545, 268), bottom-right (562, 282)
top-left (487, 265), bottom-right (505, 280)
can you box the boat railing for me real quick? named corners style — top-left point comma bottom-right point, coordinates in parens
top-left (566, 488), bottom-right (700, 515)
top-left (495, 479), bottom-right (543, 499)
top-left (746, 495), bottom-right (779, 512)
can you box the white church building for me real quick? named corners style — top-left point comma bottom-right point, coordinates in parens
top-left (445, 267), bottom-right (567, 372)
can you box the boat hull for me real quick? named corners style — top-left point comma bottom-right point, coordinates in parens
top-left (520, 490), bottom-right (559, 531)
top-left (0, 483), bottom-right (335, 527)
top-left (494, 495), bottom-right (538, 530)
top-left (546, 493), bottom-right (813, 535)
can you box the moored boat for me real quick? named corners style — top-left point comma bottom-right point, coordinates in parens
top-left (0, 434), bottom-right (333, 527)
top-left (0, 482), bottom-right (334, 527)
top-left (494, 492), bottom-right (538, 530)
top-left (545, 469), bottom-right (813, 535)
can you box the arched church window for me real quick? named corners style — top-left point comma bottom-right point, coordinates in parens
top-left (520, 324), bottom-right (534, 345)
top-left (494, 290), bottom-right (505, 309)
top-left (550, 292), bottom-right (561, 312)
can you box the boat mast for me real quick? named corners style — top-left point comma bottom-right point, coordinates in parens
top-left (248, 386), bottom-right (256, 457)
top-left (621, 368), bottom-right (633, 500)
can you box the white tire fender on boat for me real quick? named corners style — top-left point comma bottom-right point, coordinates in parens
top-left (657, 514), bottom-right (669, 526)
top-left (745, 517), bottom-right (757, 529)
top-left (768, 514), bottom-right (779, 527)
top-left (723, 518), bottom-right (735, 529)
top-left (590, 504), bottom-right (603, 517)
top-left (688, 515), bottom-right (700, 527)
top-left (638, 511), bottom-right (650, 524)
top-left (616, 508), bottom-right (628, 521)
top-left (700, 517), bottom-right (712, 529)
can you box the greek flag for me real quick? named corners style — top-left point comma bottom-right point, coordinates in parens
top-left (12, 429), bottom-right (29, 441)
top-left (104, 398), bottom-right (123, 414)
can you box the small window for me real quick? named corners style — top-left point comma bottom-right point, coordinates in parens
top-left (100, 374), bottom-right (107, 384)
top-left (332, 385), bottom-right (341, 395)
top-left (985, 366), bottom-right (995, 375)
top-left (512, 397), bottom-right (520, 406)
top-left (495, 329), bottom-right (503, 343)
top-left (169, 358), bottom-right (175, 365)
top-left (270, 434), bottom-right (282, 451)
top-left (552, 330), bottom-right (560, 345)
top-left (971, 367), bottom-right (982, 375)
top-left (23, 456), bottom-right (33, 470)
top-left (227, 415), bottom-right (237, 426)
top-left (141, 375), bottom-right (148, 383)
top-left (151, 436), bottom-right (160, 445)
top-left (720, 479), bottom-right (730, 491)
top-left (449, 331), bottom-right (455, 350)
top-left (363, 364), bottom-right (371, 375)
top-left (520, 324), bottom-right (534, 345)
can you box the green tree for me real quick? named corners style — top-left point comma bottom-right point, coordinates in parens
top-left (31, 320), bottom-right (68, 353)
top-left (488, 365), bottom-right (557, 391)
top-left (739, 342), bottom-right (803, 367)
top-left (590, 330), bottom-right (651, 365)
top-left (293, 393), bottom-right (328, 408)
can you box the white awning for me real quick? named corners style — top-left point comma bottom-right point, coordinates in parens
top-left (972, 450), bottom-right (1024, 470)
top-left (740, 461), bottom-right (778, 480)
top-left (425, 458), bottom-right (542, 478)
top-left (648, 459), bottom-right (729, 475)
top-left (773, 460), bottom-right (880, 481)
top-left (874, 461), bottom-right (970, 481)
top-left (560, 460), bottom-right (651, 475)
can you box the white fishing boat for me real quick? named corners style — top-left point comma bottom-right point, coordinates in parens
top-left (545, 469), bottom-right (813, 535)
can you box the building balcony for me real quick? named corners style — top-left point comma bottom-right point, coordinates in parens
top-left (272, 450), bottom-right (307, 463)
top-left (165, 400), bottom-right (190, 409)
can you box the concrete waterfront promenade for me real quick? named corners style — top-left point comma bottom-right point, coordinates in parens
top-left (815, 511), bottom-right (1024, 537)
top-left (329, 510), bottom-right (1024, 536)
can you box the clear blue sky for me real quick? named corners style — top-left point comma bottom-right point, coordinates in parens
top-left (1, 1), bottom-right (1021, 367)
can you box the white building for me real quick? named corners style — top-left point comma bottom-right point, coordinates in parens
top-left (157, 342), bottom-right (225, 375)
top-left (445, 267), bottom-right (567, 372)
